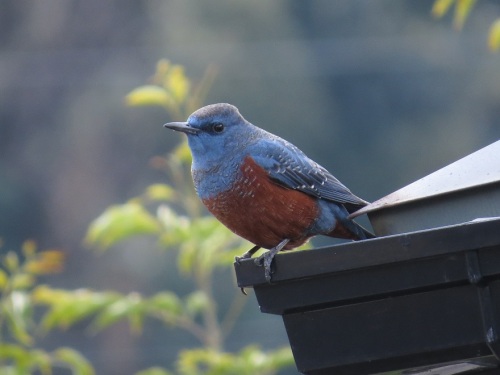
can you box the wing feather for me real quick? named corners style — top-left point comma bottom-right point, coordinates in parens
top-left (249, 138), bottom-right (368, 212)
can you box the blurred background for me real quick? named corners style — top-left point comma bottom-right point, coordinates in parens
top-left (1, 1), bottom-right (499, 374)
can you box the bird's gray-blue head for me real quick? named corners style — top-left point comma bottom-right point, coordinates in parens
top-left (163, 103), bottom-right (258, 170)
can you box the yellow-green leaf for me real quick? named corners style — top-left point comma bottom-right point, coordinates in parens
top-left (175, 346), bottom-right (294, 374)
top-left (184, 291), bottom-right (209, 317)
top-left (33, 286), bottom-right (120, 332)
top-left (52, 348), bottom-right (95, 375)
top-left (453, 0), bottom-right (477, 30)
top-left (125, 85), bottom-right (173, 108)
top-left (147, 292), bottom-right (183, 319)
top-left (0, 343), bottom-right (31, 368)
top-left (85, 202), bottom-right (160, 250)
top-left (3, 291), bottom-right (33, 345)
top-left (145, 184), bottom-right (176, 201)
top-left (156, 205), bottom-right (191, 247)
top-left (11, 273), bottom-right (35, 289)
top-left (136, 367), bottom-right (174, 375)
top-left (165, 65), bottom-right (190, 103)
top-left (152, 59), bottom-right (171, 85)
top-left (489, 19), bottom-right (500, 52)
top-left (431, 0), bottom-right (456, 18)
top-left (172, 140), bottom-right (192, 164)
top-left (4, 251), bottom-right (19, 272)
top-left (28, 349), bottom-right (52, 375)
top-left (21, 240), bottom-right (37, 258)
top-left (0, 269), bottom-right (8, 289)
top-left (91, 293), bottom-right (144, 333)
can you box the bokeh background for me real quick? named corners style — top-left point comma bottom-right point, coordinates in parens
top-left (1, 1), bottom-right (500, 374)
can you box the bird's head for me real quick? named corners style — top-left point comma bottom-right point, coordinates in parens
top-left (163, 103), bottom-right (256, 167)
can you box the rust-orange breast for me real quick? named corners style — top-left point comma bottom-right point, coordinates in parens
top-left (202, 157), bottom-right (319, 249)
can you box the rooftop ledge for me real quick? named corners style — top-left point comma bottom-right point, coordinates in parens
top-left (234, 140), bottom-right (500, 375)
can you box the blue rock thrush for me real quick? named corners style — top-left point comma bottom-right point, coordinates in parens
top-left (164, 103), bottom-right (374, 282)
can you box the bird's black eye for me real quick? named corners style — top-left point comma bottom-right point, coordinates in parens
top-left (212, 123), bottom-right (224, 133)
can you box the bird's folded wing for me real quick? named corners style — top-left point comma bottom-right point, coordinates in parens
top-left (250, 140), bottom-right (368, 209)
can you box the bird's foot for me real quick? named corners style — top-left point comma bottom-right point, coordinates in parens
top-left (253, 239), bottom-right (290, 283)
top-left (234, 245), bottom-right (261, 265)
top-left (254, 250), bottom-right (277, 282)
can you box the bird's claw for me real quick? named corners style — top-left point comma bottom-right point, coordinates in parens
top-left (234, 245), bottom-right (261, 266)
top-left (253, 239), bottom-right (290, 283)
top-left (235, 246), bottom-right (262, 295)
top-left (234, 252), bottom-right (251, 265)
top-left (254, 251), bottom-right (275, 283)
top-left (235, 257), bottom-right (250, 293)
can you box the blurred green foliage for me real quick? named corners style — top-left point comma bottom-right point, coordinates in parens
top-left (432, 0), bottom-right (500, 51)
top-left (0, 240), bottom-right (95, 375)
top-left (83, 60), bottom-right (295, 374)
top-left (0, 60), bottom-right (295, 374)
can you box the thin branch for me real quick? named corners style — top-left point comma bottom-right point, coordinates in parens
top-left (221, 290), bottom-right (248, 340)
top-left (196, 268), bottom-right (222, 351)
top-left (154, 311), bottom-right (207, 345)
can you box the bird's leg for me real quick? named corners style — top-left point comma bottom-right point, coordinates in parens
top-left (254, 239), bottom-right (290, 283)
top-left (234, 245), bottom-right (261, 264)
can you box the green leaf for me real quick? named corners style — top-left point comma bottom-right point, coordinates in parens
top-left (33, 286), bottom-right (120, 332)
top-left (145, 184), bottom-right (176, 201)
top-left (0, 344), bottom-right (32, 373)
top-left (238, 346), bottom-right (294, 374)
top-left (21, 240), bottom-right (37, 258)
top-left (260, 346), bottom-right (295, 370)
top-left (175, 346), bottom-right (294, 375)
top-left (184, 291), bottom-right (209, 318)
top-left (489, 19), bottom-right (500, 52)
top-left (146, 292), bottom-right (183, 322)
top-left (172, 140), bottom-right (193, 164)
top-left (28, 349), bottom-right (53, 375)
top-left (431, 0), bottom-right (456, 18)
top-left (135, 367), bottom-right (174, 375)
top-left (453, 0), bottom-right (477, 30)
top-left (0, 345), bottom-right (95, 375)
top-left (52, 348), bottom-right (95, 375)
top-left (0, 269), bottom-right (8, 289)
top-left (152, 59), bottom-right (171, 85)
top-left (11, 273), bottom-right (35, 289)
top-left (3, 291), bottom-right (33, 346)
top-left (4, 251), bottom-right (19, 272)
top-left (431, 0), bottom-right (477, 30)
top-left (173, 217), bottom-right (221, 274)
top-left (165, 65), bottom-right (190, 103)
top-left (85, 201), bottom-right (160, 250)
top-left (91, 293), bottom-right (144, 334)
top-left (156, 205), bottom-right (192, 247)
top-left (125, 85), bottom-right (173, 108)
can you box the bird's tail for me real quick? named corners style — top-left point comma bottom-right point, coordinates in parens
top-left (327, 218), bottom-right (376, 241)
top-left (353, 222), bottom-right (376, 240)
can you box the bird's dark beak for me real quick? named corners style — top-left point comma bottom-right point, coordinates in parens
top-left (163, 122), bottom-right (201, 135)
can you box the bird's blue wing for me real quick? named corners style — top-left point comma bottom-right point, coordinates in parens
top-left (250, 138), bottom-right (369, 210)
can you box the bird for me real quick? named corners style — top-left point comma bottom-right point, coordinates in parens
top-left (163, 103), bottom-right (374, 283)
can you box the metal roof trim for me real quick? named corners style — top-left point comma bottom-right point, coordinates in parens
top-left (351, 140), bottom-right (500, 218)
